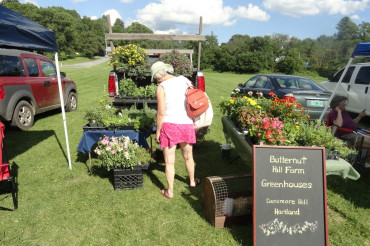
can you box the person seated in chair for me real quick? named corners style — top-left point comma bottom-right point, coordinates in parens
top-left (328, 95), bottom-right (370, 168)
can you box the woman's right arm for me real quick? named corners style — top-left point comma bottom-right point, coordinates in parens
top-left (156, 85), bottom-right (165, 143)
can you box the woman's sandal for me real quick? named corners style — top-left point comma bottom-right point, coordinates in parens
top-left (190, 178), bottom-right (201, 188)
top-left (161, 189), bottom-right (173, 199)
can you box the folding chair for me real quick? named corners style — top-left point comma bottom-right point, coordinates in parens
top-left (326, 115), bottom-right (362, 166)
top-left (0, 162), bottom-right (17, 210)
top-left (0, 121), bottom-right (17, 210)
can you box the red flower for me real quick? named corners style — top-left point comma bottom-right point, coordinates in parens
top-left (269, 92), bottom-right (276, 96)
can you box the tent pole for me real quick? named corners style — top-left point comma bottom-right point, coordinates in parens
top-left (317, 57), bottom-right (354, 123)
top-left (55, 53), bottom-right (72, 170)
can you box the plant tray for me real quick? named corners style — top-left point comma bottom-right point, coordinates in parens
top-left (113, 168), bottom-right (143, 190)
top-left (82, 124), bottom-right (135, 132)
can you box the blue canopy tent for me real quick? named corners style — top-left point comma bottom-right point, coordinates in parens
top-left (0, 5), bottom-right (72, 169)
top-left (318, 42), bottom-right (370, 122)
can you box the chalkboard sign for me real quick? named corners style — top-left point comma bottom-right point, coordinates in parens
top-left (253, 146), bottom-right (328, 246)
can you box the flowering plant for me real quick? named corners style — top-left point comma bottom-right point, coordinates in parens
top-left (109, 44), bottom-right (151, 79)
top-left (247, 116), bottom-right (286, 145)
top-left (219, 90), bottom-right (356, 157)
top-left (94, 135), bottom-right (154, 171)
top-left (159, 50), bottom-right (193, 76)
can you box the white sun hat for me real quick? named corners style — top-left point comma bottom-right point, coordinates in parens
top-left (151, 61), bottom-right (173, 82)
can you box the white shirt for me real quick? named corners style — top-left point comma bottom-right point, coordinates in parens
top-left (160, 76), bottom-right (193, 124)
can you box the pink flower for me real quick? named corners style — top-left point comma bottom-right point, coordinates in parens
top-left (111, 150), bottom-right (116, 155)
top-left (247, 91), bottom-right (253, 96)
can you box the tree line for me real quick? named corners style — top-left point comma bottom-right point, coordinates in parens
top-left (2, 1), bottom-right (370, 77)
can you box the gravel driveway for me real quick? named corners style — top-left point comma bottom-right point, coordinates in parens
top-left (61, 57), bottom-right (109, 68)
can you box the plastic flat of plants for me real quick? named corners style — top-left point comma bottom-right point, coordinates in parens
top-left (113, 168), bottom-right (143, 190)
top-left (82, 124), bottom-right (136, 131)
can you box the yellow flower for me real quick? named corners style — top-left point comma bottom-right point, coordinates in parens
top-left (296, 125), bottom-right (299, 130)
top-left (229, 99), bottom-right (235, 104)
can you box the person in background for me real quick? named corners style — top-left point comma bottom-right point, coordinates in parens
top-left (328, 95), bottom-right (370, 168)
top-left (151, 61), bottom-right (201, 199)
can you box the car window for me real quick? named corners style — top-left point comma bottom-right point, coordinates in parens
top-left (254, 76), bottom-right (267, 88)
top-left (276, 78), bottom-right (286, 88)
top-left (330, 66), bottom-right (354, 83)
top-left (283, 79), bottom-right (297, 88)
top-left (355, 66), bottom-right (370, 85)
top-left (244, 76), bottom-right (258, 87)
top-left (0, 55), bottom-right (24, 77)
top-left (40, 60), bottom-right (57, 77)
top-left (24, 58), bottom-right (39, 77)
top-left (297, 79), bottom-right (313, 90)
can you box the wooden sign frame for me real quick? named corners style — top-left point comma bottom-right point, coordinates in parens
top-left (253, 145), bottom-right (328, 246)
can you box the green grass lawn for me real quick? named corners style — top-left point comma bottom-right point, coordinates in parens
top-left (0, 63), bottom-right (369, 245)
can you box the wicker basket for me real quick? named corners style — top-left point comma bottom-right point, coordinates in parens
top-left (202, 174), bottom-right (253, 228)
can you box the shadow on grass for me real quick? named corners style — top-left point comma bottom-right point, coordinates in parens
top-left (4, 128), bottom-right (64, 161)
top-left (186, 139), bottom-right (253, 245)
top-left (326, 167), bottom-right (370, 209)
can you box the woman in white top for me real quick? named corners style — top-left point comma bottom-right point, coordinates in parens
top-left (151, 61), bottom-right (200, 199)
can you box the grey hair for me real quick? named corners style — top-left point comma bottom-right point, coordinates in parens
top-left (330, 95), bottom-right (348, 109)
top-left (153, 66), bottom-right (174, 81)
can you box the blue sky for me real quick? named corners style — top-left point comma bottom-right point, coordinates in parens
top-left (18, 0), bottom-right (370, 44)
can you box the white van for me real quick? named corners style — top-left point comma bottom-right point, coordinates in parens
top-left (320, 63), bottom-right (370, 116)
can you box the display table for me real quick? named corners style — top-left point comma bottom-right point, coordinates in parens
top-left (221, 116), bottom-right (360, 180)
top-left (77, 129), bottom-right (152, 173)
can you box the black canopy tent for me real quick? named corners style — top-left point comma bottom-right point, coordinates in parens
top-left (0, 5), bottom-right (72, 169)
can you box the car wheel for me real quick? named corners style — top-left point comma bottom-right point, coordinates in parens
top-left (11, 101), bottom-right (34, 130)
top-left (65, 92), bottom-right (77, 112)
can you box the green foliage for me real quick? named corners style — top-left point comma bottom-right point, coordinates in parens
top-left (118, 78), bottom-right (157, 98)
top-left (295, 121), bottom-right (356, 158)
top-left (94, 135), bottom-right (153, 170)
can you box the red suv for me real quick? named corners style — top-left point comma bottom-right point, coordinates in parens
top-left (0, 48), bottom-right (78, 130)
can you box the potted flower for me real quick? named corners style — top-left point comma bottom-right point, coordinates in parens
top-left (94, 135), bottom-right (154, 171)
top-left (109, 44), bottom-right (151, 79)
top-left (159, 50), bottom-right (193, 77)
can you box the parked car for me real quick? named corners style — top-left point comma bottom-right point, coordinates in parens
top-left (0, 48), bottom-right (78, 130)
top-left (320, 63), bottom-right (370, 116)
top-left (233, 74), bottom-right (332, 120)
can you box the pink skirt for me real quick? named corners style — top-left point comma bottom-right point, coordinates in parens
top-left (159, 122), bottom-right (196, 148)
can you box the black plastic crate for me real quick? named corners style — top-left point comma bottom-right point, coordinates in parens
top-left (113, 168), bottom-right (143, 190)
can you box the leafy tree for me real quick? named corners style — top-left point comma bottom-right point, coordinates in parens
top-left (76, 17), bottom-right (105, 57)
top-left (335, 17), bottom-right (359, 41)
top-left (276, 48), bottom-right (304, 74)
top-left (359, 21), bottom-right (370, 41)
top-left (126, 22), bottom-right (153, 34)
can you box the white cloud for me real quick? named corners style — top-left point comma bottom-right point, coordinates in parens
top-left (119, 0), bottom-right (134, 3)
top-left (224, 19), bottom-right (237, 27)
top-left (103, 9), bottom-right (123, 25)
top-left (263, 0), bottom-right (370, 17)
top-left (90, 16), bottom-right (98, 20)
top-left (350, 14), bottom-right (361, 20)
top-left (234, 4), bottom-right (270, 21)
top-left (71, 0), bottom-right (87, 3)
top-left (136, 0), bottom-right (269, 34)
top-left (24, 0), bottom-right (39, 7)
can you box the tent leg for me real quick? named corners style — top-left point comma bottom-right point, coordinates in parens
top-left (55, 52), bottom-right (72, 170)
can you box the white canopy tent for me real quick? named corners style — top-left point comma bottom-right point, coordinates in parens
top-left (318, 42), bottom-right (370, 122)
top-left (0, 5), bottom-right (72, 169)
